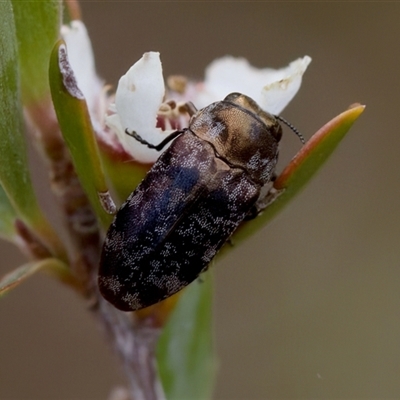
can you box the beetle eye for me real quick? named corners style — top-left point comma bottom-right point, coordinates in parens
top-left (272, 123), bottom-right (283, 142)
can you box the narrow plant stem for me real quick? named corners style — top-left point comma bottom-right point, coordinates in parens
top-left (25, 101), bottom-right (164, 400)
top-left (95, 298), bottom-right (164, 400)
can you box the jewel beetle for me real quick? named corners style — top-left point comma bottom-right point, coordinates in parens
top-left (99, 92), bottom-right (302, 311)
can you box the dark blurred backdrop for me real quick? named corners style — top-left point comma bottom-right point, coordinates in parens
top-left (1, 2), bottom-right (400, 399)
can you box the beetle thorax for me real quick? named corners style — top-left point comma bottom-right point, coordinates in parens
top-left (189, 100), bottom-right (281, 185)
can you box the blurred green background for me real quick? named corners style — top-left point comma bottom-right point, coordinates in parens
top-left (1, 2), bottom-right (400, 399)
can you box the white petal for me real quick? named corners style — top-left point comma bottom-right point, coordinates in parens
top-left (194, 55), bottom-right (311, 114)
top-left (108, 52), bottom-right (173, 163)
top-left (104, 114), bottom-right (123, 141)
top-left (61, 21), bottom-right (103, 127)
top-left (259, 56), bottom-right (312, 115)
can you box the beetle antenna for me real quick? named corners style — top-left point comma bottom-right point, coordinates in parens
top-left (274, 115), bottom-right (305, 144)
top-left (126, 129), bottom-right (185, 151)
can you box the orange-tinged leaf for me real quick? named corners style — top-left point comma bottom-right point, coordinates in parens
top-left (220, 104), bottom-right (365, 254)
top-left (275, 104), bottom-right (365, 190)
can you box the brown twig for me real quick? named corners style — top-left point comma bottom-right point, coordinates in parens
top-left (25, 99), bottom-right (164, 400)
top-left (14, 218), bottom-right (54, 260)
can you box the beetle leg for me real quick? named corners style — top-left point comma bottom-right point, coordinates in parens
top-left (225, 237), bottom-right (235, 246)
top-left (252, 187), bottom-right (285, 216)
top-left (125, 129), bottom-right (186, 151)
top-left (98, 191), bottom-right (117, 215)
top-left (244, 206), bottom-right (259, 221)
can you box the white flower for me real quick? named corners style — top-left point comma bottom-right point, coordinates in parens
top-left (105, 52), bottom-right (173, 164)
top-left (59, 20), bottom-right (311, 165)
top-left (107, 52), bottom-right (311, 163)
top-left (61, 20), bottom-right (105, 131)
top-left (194, 55), bottom-right (312, 115)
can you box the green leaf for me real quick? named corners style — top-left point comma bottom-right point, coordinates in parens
top-left (11, 0), bottom-right (60, 105)
top-left (0, 258), bottom-right (80, 298)
top-left (157, 270), bottom-right (216, 400)
top-left (100, 150), bottom-right (150, 204)
top-left (49, 40), bottom-right (113, 227)
top-left (0, 0), bottom-right (31, 216)
top-left (222, 104), bottom-right (365, 252)
top-left (0, 183), bottom-right (17, 239)
top-left (0, 0), bottom-right (63, 256)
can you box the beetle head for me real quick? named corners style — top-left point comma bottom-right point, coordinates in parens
top-left (223, 93), bottom-right (283, 142)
